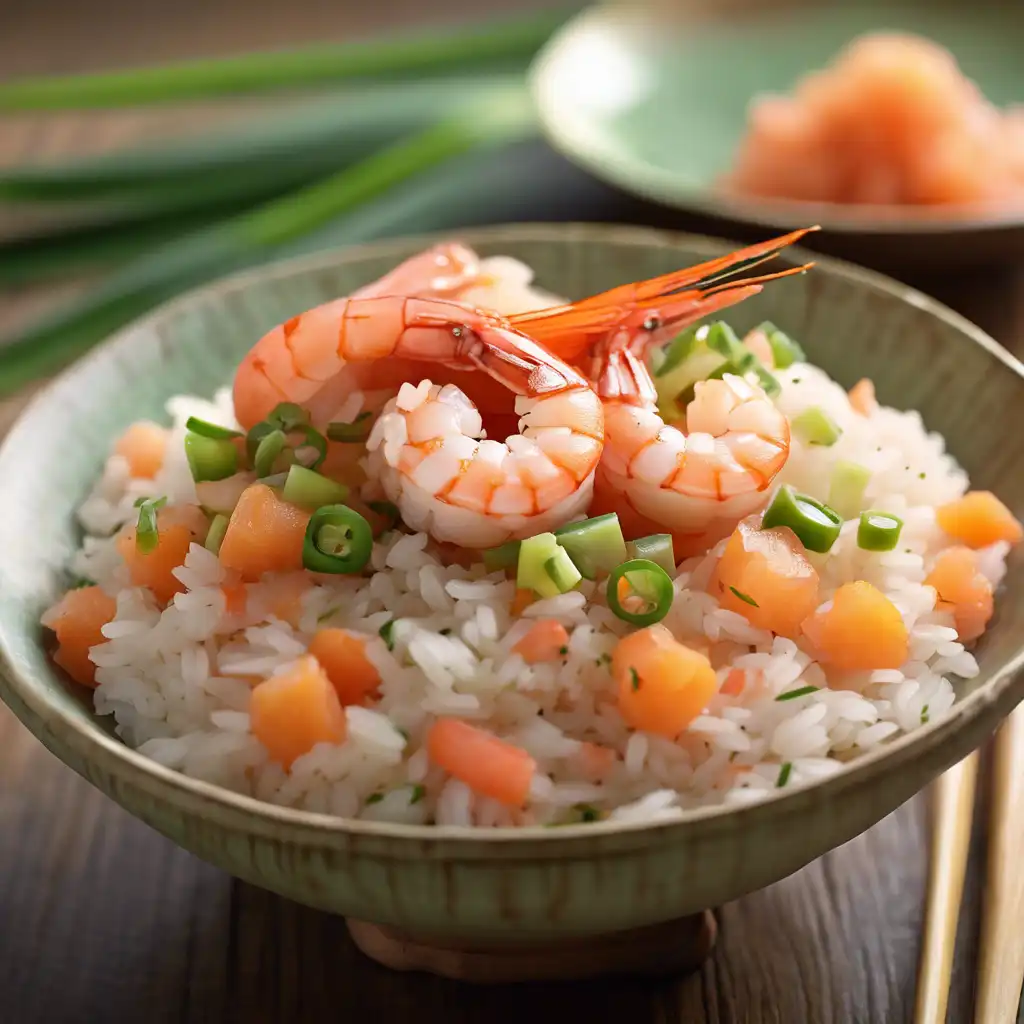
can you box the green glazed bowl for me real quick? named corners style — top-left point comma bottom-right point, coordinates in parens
top-left (531, 0), bottom-right (1024, 270)
top-left (1, 224), bottom-right (1023, 946)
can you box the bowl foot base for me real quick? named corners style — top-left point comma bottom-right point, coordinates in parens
top-left (347, 910), bottom-right (717, 983)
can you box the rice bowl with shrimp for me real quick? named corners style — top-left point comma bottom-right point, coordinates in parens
top-left (42, 234), bottom-right (1023, 828)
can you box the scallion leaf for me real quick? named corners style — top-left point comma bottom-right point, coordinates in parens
top-left (776, 762), bottom-right (793, 788)
top-left (775, 685), bottom-right (820, 702)
top-left (729, 586), bottom-right (759, 608)
top-left (135, 496), bottom-right (167, 554)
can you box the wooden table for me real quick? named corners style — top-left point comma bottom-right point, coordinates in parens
top-left (3, 3), bottom-right (1024, 1021)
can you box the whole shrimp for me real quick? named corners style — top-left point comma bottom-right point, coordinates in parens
top-left (547, 232), bottom-right (817, 558)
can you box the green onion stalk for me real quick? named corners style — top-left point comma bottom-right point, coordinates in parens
top-left (0, 9), bottom-right (574, 109)
top-left (0, 82), bottom-right (535, 397)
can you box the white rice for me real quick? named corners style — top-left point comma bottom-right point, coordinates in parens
top-left (48, 255), bottom-right (1008, 828)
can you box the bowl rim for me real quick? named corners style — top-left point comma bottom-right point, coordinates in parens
top-left (2, 219), bottom-right (1024, 850)
top-left (530, 4), bottom-right (1024, 238)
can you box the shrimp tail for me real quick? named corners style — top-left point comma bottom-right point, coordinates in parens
top-left (508, 227), bottom-right (819, 358)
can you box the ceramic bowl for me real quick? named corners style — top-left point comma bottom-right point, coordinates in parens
top-left (531, 0), bottom-right (1024, 270)
top-left (1, 223), bottom-right (1023, 950)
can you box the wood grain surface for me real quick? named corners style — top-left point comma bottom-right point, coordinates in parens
top-left (2, 3), bottom-right (1023, 1022)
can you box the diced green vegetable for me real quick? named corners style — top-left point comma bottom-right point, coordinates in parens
top-left (759, 322), bottom-right (805, 369)
top-left (626, 533), bottom-right (676, 576)
top-left (281, 464), bottom-right (349, 509)
top-left (554, 513), bottom-right (628, 580)
top-left (857, 511), bottom-right (904, 552)
top-left (776, 761), bottom-right (793, 788)
top-left (762, 485), bottom-right (843, 554)
top-left (134, 496), bottom-right (167, 554)
top-left (705, 321), bottom-right (755, 373)
top-left (828, 460), bottom-right (871, 519)
top-left (606, 558), bottom-right (675, 626)
top-left (544, 547), bottom-right (583, 594)
top-left (516, 532), bottom-right (563, 599)
top-left (484, 539), bottom-right (521, 572)
top-left (204, 514), bottom-right (229, 555)
top-left (655, 324), bottom-right (705, 378)
top-left (184, 431), bottom-right (238, 483)
top-left (792, 406), bottom-right (843, 447)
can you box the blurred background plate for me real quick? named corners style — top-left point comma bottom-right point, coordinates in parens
top-left (531, 0), bottom-right (1024, 270)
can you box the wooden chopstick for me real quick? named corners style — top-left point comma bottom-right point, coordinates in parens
top-left (974, 704), bottom-right (1024, 1024)
top-left (914, 750), bottom-right (980, 1024)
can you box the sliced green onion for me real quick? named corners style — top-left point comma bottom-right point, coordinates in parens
top-left (655, 324), bottom-right (704, 378)
top-left (302, 504), bottom-right (373, 574)
top-left (484, 539), bottom-right (521, 572)
top-left (729, 586), bottom-right (759, 608)
top-left (410, 784), bottom-right (426, 805)
top-left (762, 485), bottom-right (843, 554)
top-left (379, 619), bottom-right (395, 650)
top-left (184, 416), bottom-right (242, 440)
top-left (365, 792), bottom-right (384, 806)
top-left (327, 411), bottom-right (373, 442)
top-left (554, 513), bottom-right (628, 580)
top-left (758, 323), bottom-right (805, 369)
top-left (292, 425), bottom-right (328, 471)
top-left (282, 464), bottom-right (349, 509)
top-left (366, 500), bottom-right (400, 531)
top-left (606, 558), bottom-right (675, 627)
top-left (545, 547), bottom-right (583, 594)
top-left (828, 460), bottom-right (871, 520)
top-left (776, 762), bottom-right (793, 788)
top-left (626, 533), bottom-right (676, 576)
top-left (253, 429), bottom-right (288, 477)
top-left (921, 704), bottom-right (930, 725)
top-left (857, 511), bottom-right (904, 552)
top-left (135, 496), bottom-right (167, 554)
top-left (204, 514), bottom-right (229, 555)
top-left (775, 685), bottom-right (820, 702)
top-left (266, 402), bottom-right (310, 432)
top-left (185, 431), bottom-right (238, 482)
top-left (751, 363), bottom-right (781, 398)
top-left (792, 406), bottom-right (843, 447)
top-left (705, 321), bottom-right (752, 370)
top-left (516, 532), bottom-right (563, 598)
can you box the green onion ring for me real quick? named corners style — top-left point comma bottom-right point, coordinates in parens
top-left (302, 504), bottom-right (373, 574)
top-left (327, 411), bottom-right (373, 443)
top-left (606, 558), bottom-right (674, 626)
top-left (253, 429), bottom-right (288, 477)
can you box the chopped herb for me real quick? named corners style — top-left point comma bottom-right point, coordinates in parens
top-left (365, 792), bottom-right (385, 806)
top-left (316, 608), bottom-right (339, 624)
top-left (397, 727), bottom-right (410, 741)
top-left (439, 628), bottom-right (452, 636)
top-left (791, 378), bottom-right (801, 384)
top-left (630, 666), bottom-right (641, 691)
top-left (134, 496), bottom-right (167, 554)
top-left (327, 411), bottom-right (373, 442)
top-left (559, 645), bottom-right (569, 656)
top-left (379, 619), bottom-right (395, 650)
top-left (729, 586), bottom-right (760, 608)
top-left (776, 762), bottom-right (793, 788)
top-left (775, 685), bottom-right (820, 702)
top-left (575, 804), bottom-right (600, 823)
top-left (729, 751), bottom-right (738, 762)
top-left (921, 705), bottom-right (930, 725)
top-left (600, 653), bottom-right (612, 666)
top-left (409, 784), bottom-right (426, 805)
top-left (69, 576), bottom-right (95, 589)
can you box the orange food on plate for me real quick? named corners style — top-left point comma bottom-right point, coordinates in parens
top-left (723, 33), bottom-right (1024, 210)
top-left (113, 421), bottom-right (168, 479)
top-left (308, 628), bottom-right (382, 706)
top-left (936, 490), bottom-right (1023, 549)
top-left (218, 483), bottom-right (311, 582)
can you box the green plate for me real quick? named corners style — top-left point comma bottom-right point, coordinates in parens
top-left (532, 0), bottom-right (1024, 268)
top-left (0, 224), bottom-right (1023, 945)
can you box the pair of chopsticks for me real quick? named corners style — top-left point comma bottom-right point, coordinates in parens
top-left (914, 704), bottom-right (1024, 1023)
